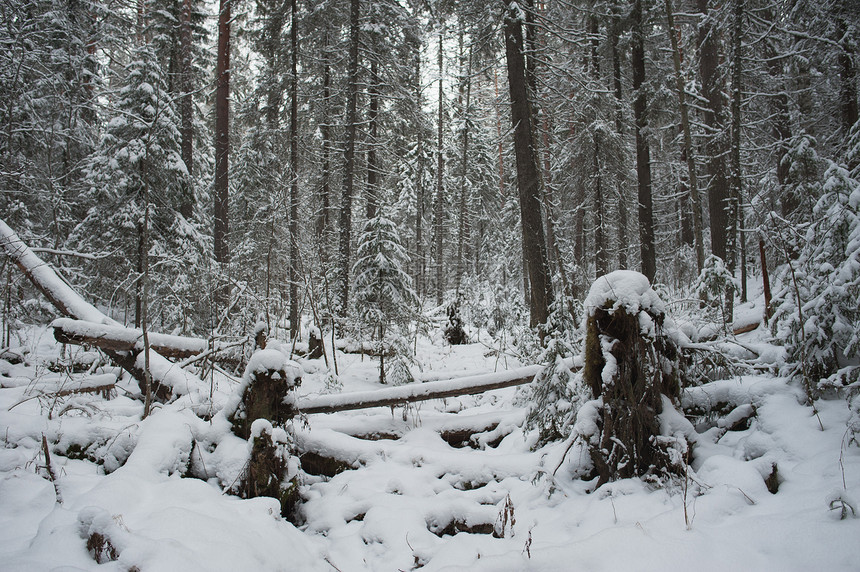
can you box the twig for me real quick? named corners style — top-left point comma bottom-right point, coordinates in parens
top-left (41, 434), bottom-right (63, 505)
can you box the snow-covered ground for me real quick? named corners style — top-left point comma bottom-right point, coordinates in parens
top-left (1, 322), bottom-right (859, 571)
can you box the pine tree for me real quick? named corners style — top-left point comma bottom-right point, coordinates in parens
top-left (772, 161), bottom-right (860, 391)
top-left (73, 43), bottom-right (188, 327)
top-left (352, 210), bottom-right (418, 383)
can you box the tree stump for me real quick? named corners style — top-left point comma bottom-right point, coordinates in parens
top-left (307, 327), bottom-right (323, 360)
top-left (581, 271), bottom-right (683, 488)
top-left (226, 350), bottom-right (302, 517)
top-left (228, 349), bottom-right (301, 440)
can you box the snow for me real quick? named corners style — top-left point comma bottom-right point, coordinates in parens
top-left (1, 323), bottom-right (859, 571)
top-left (584, 270), bottom-right (665, 319)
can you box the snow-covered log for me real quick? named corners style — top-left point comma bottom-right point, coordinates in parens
top-left (51, 317), bottom-right (236, 361)
top-left (1, 218), bottom-right (205, 399)
top-left (298, 365), bottom-right (542, 414)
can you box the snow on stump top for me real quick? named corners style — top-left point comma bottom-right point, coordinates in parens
top-left (226, 349), bottom-right (302, 440)
top-left (580, 271), bottom-right (684, 489)
top-left (584, 270), bottom-right (665, 321)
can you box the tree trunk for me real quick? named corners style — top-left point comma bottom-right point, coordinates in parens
top-left (414, 50), bottom-right (425, 299)
top-left (366, 58), bottom-right (379, 221)
top-left (590, 15), bottom-right (608, 277)
top-left (435, 30), bottom-right (445, 306)
top-left (503, 3), bottom-right (554, 329)
top-left (610, 6), bottom-right (628, 270)
top-left (726, 0), bottom-right (744, 316)
top-left (178, 0), bottom-right (194, 220)
top-left (317, 30), bottom-right (332, 260)
top-left (339, 0), bottom-right (360, 316)
top-left (697, 0), bottom-right (729, 262)
top-left (288, 0), bottom-right (299, 342)
top-left (632, 0), bottom-right (656, 282)
top-left (837, 18), bottom-right (858, 134)
top-left (214, 0), bottom-right (231, 311)
top-left (665, 0), bottom-right (704, 272)
top-left (455, 43), bottom-right (473, 294)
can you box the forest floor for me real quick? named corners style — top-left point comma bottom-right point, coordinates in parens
top-left (1, 315), bottom-right (859, 571)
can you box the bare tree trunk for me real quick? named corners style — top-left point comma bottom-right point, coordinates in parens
top-left (837, 18), bottom-right (858, 135)
top-left (141, 164), bottom-right (153, 419)
top-left (366, 58), bottom-right (379, 221)
top-left (697, 0), bottom-right (729, 262)
top-left (178, 0), bottom-right (194, 220)
top-left (632, 0), bottom-right (656, 282)
top-left (317, 30), bottom-right (332, 259)
top-left (503, 3), bottom-right (554, 329)
top-left (414, 50), bottom-right (425, 299)
top-left (214, 0), bottom-right (231, 311)
top-left (726, 0), bottom-right (744, 315)
top-left (288, 0), bottom-right (299, 341)
top-left (455, 42), bottom-right (473, 294)
top-left (339, 0), bottom-right (360, 316)
top-left (665, 0), bottom-right (704, 272)
top-left (590, 15), bottom-right (608, 277)
top-left (610, 5), bottom-right (628, 270)
top-left (435, 30), bottom-right (445, 306)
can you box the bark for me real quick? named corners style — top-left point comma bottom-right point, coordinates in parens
top-left (610, 6), bottom-right (628, 270)
top-left (414, 50), bottom-right (425, 298)
top-left (317, 30), bottom-right (332, 258)
top-left (697, 0), bottom-right (729, 262)
top-left (761, 7), bottom-right (792, 215)
top-left (288, 0), bottom-right (299, 341)
top-left (632, 0), bottom-right (656, 282)
top-left (455, 42), bottom-right (473, 294)
top-left (837, 19), bottom-right (858, 134)
top-left (504, 3), bottom-right (554, 329)
top-left (339, 0), bottom-right (360, 315)
top-left (52, 318), bottom-right (240, 362)
top-left (590, 16), bottom-right (608, 277)
top-left (759, 238), bottom-right (772, 324)
top-left (178, 0), bottom-right (194, 220)
top-left (728, 0), bottom-right (743, 309)
top-left (665, 0), bottom-right (705, 272)
top-left (366, 58), bottom-right (379, 220)
top-left (214, 0), bottom-right (231, 309)
top-left (435, 30), bottom-right (445, 306)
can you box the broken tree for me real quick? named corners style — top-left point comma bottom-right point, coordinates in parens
top-left (224, 349), bottom-right (303, 516)
top-left (579, 271), bottom-right (686, 488)
top-left (0, 217), bottom-right (205, 401)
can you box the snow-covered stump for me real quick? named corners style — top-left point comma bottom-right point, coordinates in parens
top-left (225, 350), bottom-right (303, 516)
top-left (581, 271), bottom-right (684, 488)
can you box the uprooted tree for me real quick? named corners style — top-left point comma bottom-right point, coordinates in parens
top-left (578, 271), bottom-right (686, 488)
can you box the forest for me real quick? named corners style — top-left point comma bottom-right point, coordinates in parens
top-left (1, 0), bottom-right (860, 569)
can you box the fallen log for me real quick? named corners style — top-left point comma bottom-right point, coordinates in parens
top-left (732, 321), bottom-right (760, 336)
top-left (51, 318), bottom-right (241, 363)
top-left (297, 365), bottom-right (541, 414)
top-left (1, 218), bottom-right (205, 400)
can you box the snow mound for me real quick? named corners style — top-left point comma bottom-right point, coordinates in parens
top-left (584, 270), bottom-right (665, 318)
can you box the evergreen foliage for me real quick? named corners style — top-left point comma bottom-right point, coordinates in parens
top-left (772, 161), bottom-right (860, 392)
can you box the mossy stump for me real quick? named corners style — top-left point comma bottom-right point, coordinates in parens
top-left (229, 353), bottom-right (301, 440)
top-left (582, 272), bottom-right (682, 489)
top-left (228, 350), bottom-right (302, 518)
top-left (243, 422), bottom-right (300, 518)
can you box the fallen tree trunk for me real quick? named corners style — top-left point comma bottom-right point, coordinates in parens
top-left (51, 318), bottom-right (239, 363)
top-left (1, 218), bottom-right (204, 400)
top-left (298, 365), bottom-right (541, 414)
